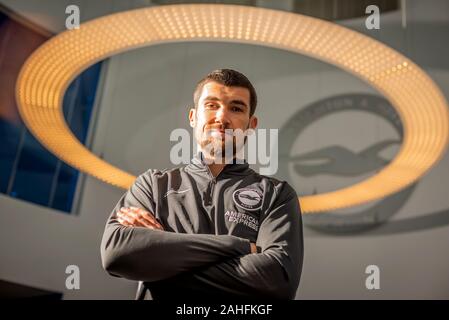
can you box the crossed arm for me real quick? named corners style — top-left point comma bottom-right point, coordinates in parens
top-left (100, 174), bottom-right (303, 299)
top-left (116, 206), bottom-right (258, 254)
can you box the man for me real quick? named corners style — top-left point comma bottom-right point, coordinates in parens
top-left (100, 69), bottom-right (304, 300)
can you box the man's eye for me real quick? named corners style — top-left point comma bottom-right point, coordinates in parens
top-left (232, 106), bottom-right (243, 112)
top-left (205, 103), bottom-right (217, 108)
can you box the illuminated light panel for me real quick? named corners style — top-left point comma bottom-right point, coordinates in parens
top-left (16, 4), bottom-right (449, 213)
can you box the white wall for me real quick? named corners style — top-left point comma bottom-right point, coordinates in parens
top-left (1, 0), bottom-right (449, 299)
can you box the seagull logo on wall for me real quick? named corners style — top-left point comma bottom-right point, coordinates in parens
top-left (287, 139), bottom-right (400, 177)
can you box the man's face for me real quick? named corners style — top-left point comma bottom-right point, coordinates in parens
top-left (189, 81), bottom-right (258, 161)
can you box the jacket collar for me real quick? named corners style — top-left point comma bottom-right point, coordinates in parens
top-left (186, 151), bottom-right (251, 178)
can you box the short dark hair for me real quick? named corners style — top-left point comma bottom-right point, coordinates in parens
top-left (193, 69), bottom-right (258, 116)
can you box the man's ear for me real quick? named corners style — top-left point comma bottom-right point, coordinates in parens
top-left (249, 115), bottom-right (258, 130)
top-left (188, 107), bottom-right (196, 128)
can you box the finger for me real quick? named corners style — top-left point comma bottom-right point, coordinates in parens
top-left (134, 207), bottom-right (164, 230)
top-left (119, 208), bottom-right (138, 221)
top-left (117, 212), bottom-right (133, 225)
top-left (120, 207), bottom-right (132, 214)
top-left (140, 212), bottom-right (164, 230)
top-left (130, 207), bottom-right (164, 230)
top-left (118, 211), bottom-right (145, 227)
top-left (116, 211), bottom-right (126, 221)
top-left (134, 216), bottom-right (156, 229)
top-left (124, 209), bottom-right (149, 227)
top-left (118, 210), bottom-right (148, 228)
top-left (138, 216), bottom-right (160, 230)
top-left (117, 216), bottom-right (130, 227)
top-left (124, 209), bottom-right (159, 230)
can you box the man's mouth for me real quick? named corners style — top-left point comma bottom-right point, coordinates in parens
top-left (206, 127), bottom-right (232, 136)
top-left (209, 130), bottom-right (227, 138)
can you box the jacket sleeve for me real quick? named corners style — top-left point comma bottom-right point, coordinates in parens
top-left (151, 183), bottom-right (304, 300)
top-left (100, 172), bottom-right (252, 282)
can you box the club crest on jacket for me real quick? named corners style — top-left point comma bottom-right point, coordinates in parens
top-left (232, 188), bottom-right (263, 211)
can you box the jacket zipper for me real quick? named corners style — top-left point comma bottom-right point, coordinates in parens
top-left (205, 165), bottom-right (217, 206)
top-left (208, 179), bottom-right (216, 206)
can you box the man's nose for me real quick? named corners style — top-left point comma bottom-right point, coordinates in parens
top-left (214, 107), bottom-right (231, 124)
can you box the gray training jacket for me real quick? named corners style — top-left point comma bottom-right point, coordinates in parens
top-left (100, 152), bottom-right (304, 300)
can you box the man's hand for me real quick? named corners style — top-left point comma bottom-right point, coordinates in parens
top-left (250, 243), bottom-right (257, 254)
top-left (117, 207), bottom-right (164, 230)
top-left (117, 207), bottom-right (255, 252)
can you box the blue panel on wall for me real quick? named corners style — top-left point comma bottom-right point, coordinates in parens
top-left (0, 61), bottom-right (103, 213)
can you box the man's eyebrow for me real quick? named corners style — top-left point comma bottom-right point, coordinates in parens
top-left (203, 96), bottom-right (248, 108)
top-left (229, 100), bottom-right (248, 108)
top-left (203, 96), bottom-right (221, 102)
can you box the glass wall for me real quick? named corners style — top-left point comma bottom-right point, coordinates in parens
top-left (0, 10), bottom-right (102, 213)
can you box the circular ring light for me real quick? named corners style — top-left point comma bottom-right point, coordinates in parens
top-left (16, 4), bottom-right (449, 213)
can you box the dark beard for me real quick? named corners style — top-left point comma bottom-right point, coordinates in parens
top-left (200, 135), bottom-right (249, 164)
top-left (199, 125), bottom-right (250, 164)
